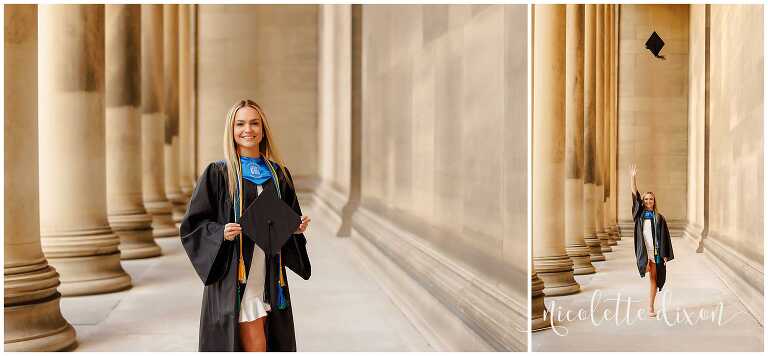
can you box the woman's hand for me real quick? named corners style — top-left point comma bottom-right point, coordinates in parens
top-left (223, 223), bottom-right (242, 241)
top-left (630, 163), bottom-right (639, 193)
top-left (663, 257), bottom-right (668, 265)
top-left (295, 215), bottom-right (311, 234)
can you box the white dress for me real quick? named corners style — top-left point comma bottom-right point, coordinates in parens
top-left (642, 218), bottom-right (655, 263)
top-left (239, 184), bottom-right (272, 322)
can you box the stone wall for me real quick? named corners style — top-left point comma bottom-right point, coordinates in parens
top-left (617, 4), bottom-right (689, 226)
top-left (352, 5), bottom-right (527, 350)
top-left (705, 4), bottom-right (764, 321)
top-left (196, 5), bottom-right (318, 177)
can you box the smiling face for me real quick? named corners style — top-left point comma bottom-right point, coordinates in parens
top-left (233, 106), bottom-right (263, 152)
top-left (642, 193), bottom-right (656, 211)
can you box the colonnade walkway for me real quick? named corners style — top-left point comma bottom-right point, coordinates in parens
top-left (59, 201), bottom-right (432, 351)
top-left (533, 235), bottom-right (763, 352)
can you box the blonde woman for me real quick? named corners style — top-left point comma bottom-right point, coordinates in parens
top-left (629, 164), bottom-right (674, 318)
top-left (181, 99), bottom-right (311, 351)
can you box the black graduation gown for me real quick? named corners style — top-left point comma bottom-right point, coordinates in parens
top-left (180, 160), bottom-right (311, 352)
top-left (632, 189), bottom-right (674, 291)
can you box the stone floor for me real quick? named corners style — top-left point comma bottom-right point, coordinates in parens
top-left (532, 235), bottom-right (764, 352)
top-left (59, 204), bottom-right (432, 351)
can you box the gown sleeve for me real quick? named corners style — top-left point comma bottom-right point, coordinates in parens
top-left (631, 189), bottom-right (643, 220)
top-left (280, 166), bottom-right (312, 280)
top-left (180, 162), bottom-right (234, 285)
top-left (661, 216), bottom-right (675, 261)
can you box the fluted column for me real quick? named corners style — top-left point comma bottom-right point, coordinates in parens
top-left (564, 4), bottom-right (595, 275)
top-left (582, 5), bottom-right (605, 262)
top-left (163, 4), bottom-right (186, 224)
top-left (593, 4), bottom-right (611, 253)
top-left (532, 4), bottom-right (580, 296)
top-left (38, 4), bottom-right (133, 296)
top-left (4, 5), bottom-right (77, 351)
top-left (106, 5), bottom-right (162, 259)
top-left (141, 5), bottom-right (177, 238)
top-left (178, 4), bottom-right (195, 197)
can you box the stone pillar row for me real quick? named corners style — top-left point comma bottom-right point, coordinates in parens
top-left (531, 4), bottom-right (621, 331)
top-left (531, 4), bottom-right (580, 298)
top-left (5, 4), bottom-right (197, 350)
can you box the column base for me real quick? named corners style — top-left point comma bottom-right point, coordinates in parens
top-left (584, 233), bottom-right (605, 262)
top-left (589, 253), bottom-right (606, 262)
top-left (611, 224), bottom-right (622, 240)
top-left (618, 220), bottom-right (634, 238)
top-left (5, 259), bottom-right (77, 351)
top-left (607, 230), bottom-right (618, 246)
top-left (565, 244), bottom-right (596, 275)
top-left (47, 252), bottom-right (132, 297)
top-left (145, 200), bottom-right (178, 238)
top-left (171, 204), bottom-right (186, 224)
top-left (167, 192), bottom-right (188, 224)
top-left (531, 272), bottom-right (551, 332)
top-left (109, 212), bottom-right (162, 260)
top-left (4, 296), bottom-right (77, 352)
top-left (596, 231), bottom-right (612, 252)
top-left (533, 254), bottom-right (580, 296)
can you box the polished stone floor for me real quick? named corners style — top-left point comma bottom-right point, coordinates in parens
top-left (59, 204), bottom-right (432, 351)
top-left (532, 235), bottom-right (764, 352)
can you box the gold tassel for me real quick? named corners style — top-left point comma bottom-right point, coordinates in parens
top-left (238, 237), bottom-right (246, 283)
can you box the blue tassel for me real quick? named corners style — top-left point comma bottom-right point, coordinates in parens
top-left (276, 283), bottom-right (287, 310)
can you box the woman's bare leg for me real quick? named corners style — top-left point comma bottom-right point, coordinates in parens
top-left (648, 261), bottom-right (657, 315)
top-left (239, 316), bottom-right (267, 351)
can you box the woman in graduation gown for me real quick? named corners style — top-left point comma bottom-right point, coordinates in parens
top-left (180, 99), bottom-right (312, 351)
top-left (629, 164), bottom-right (674, 317)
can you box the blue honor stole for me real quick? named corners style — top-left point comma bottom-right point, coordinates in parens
top-left (643, 210), bottom-right (661, 264)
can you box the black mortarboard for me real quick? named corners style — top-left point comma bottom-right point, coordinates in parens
top-left (645, 31), bottom-right (665, 59)
top-left (239, 184), bottom-right (301, 255)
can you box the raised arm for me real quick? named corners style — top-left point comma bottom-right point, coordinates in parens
top-left (630, 163), bottom-right (642, 219)
top-left (629, 163), bottom-right (639, 195)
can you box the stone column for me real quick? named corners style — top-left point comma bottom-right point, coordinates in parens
top-left (189, 5), bottom-right (199, 182)
top-left (593, 4), bottom-right (611, 253)
top-left (603, 6), bottom-right (618, 245)
top-left (163, 4), bottom-right (186, 224)
top-left (106, 5), bottom-right (162, 259)
top-left (178, 5), bottom-right (195, 198)
top-left (38, 4), bottom-right (133, 296)
top-left (583, 4), bottom-right (605, 262)
top-left (141, 5), bottom-right (177, 238)
top-left (4, 5), bottom-right (77, 351)
top-left (609, 5), bottom-right (621, 239)
top-left (564, 4), bottom-right (595, 275)
top-left (532, 4), bottom-right (580, 296)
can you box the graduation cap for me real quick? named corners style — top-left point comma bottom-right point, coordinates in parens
top-left (239, 184), bottom-right (301, 255)
top-left (645, 31), bottom-right (665, 59)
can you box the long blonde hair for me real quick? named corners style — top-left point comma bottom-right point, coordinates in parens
top-left (223, 99), bottom-right (291, 203)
